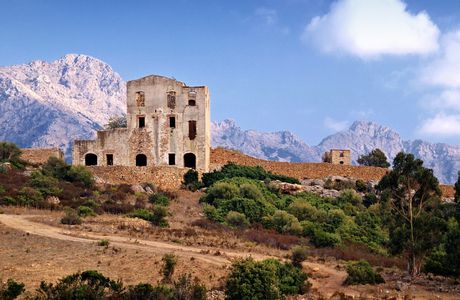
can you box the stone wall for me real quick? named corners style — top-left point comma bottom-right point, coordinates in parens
top-left (20, 148), bottom-right (64, 165)
top-left (88, 166), bottom-right (189, 190)
top-left (211, 148), bottom-right (387, 182)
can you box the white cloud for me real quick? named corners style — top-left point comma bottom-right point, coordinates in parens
top-left (427, 89), bottom-right (460, 112)
top-left (303, 0), bottom-right (440, 58)
top-left (324, 117), bottom-right (348, 132)
top-left (420, 31), bottom-right (460, 88)
top-left (419, 114), bottom-right (460, 136)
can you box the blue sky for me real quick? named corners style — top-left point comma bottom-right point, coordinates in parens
top-left (1, 0), bottom-right (460, 145)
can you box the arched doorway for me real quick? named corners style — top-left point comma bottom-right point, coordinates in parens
top-left (184, 153), bottom-right (196, 169)
top-left (136, 154), bottom-right (147, 166)
top-left (85, 153), bottom-right (98, 166)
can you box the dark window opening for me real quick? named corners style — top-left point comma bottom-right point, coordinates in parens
top-left (339, 151), bottom-right (344, 157)
top-left (188, 120), bottom-right (197, 140)
top-left (85, 153), bottom-right (97, 166)
top-left (167, 92), bottom-right (176, 109)
top-left (184, 153), bottom-right (196, 169)
top-left (339, 161), bottom-right (344, 165)
top-left (138, 116), bottom-right (145, 128)
top-left (169, 153), bottom-right (176, 165)
top-left (136, 154), bottom-right (147, 166)
top-left (106, 154), bottom-right (113, 166)
top-left (169, 116), bottom-right (176, 128)
top-left (188, 99), bottom-right (196, 106)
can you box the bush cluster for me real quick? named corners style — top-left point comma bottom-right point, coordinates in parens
top-left (42, 157), bottom-right (94, 188)
top-left (202, 163), bottom-right (300, 187)
top-left (61, 208), bottom-right (82, 225)
top-left (225, 258), bottom-right (309, 300)
top-left (149, 193), bottom-right (170, 206)
top-left (201, 175), bottom-right (388, 253)
top-left (343, 260), bottom-right (385, 285)
top-left (129, 207), bottom-right (169, 227)
top-left (0, 279), bottom-right (25, 300)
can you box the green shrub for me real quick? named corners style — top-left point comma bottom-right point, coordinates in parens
top-left (287, 200), bottom-right (318, 222)
top-left (0, 279), bottom-right (25, 300)
top-left (98, 239), bottom-right (110, 247)
top-left (363, 193), bottom-right (378, 207)
top-left (202, 204), bottom-right (225, 223)
top-left (201, 181), bottom-right (240, 205)
top-left (343, 260), bottom-right (385, 285)
top-left (161, 254), bottom-right (177, 283)
top-left (355, 180), bottom-right (367, 193)
top-left (171, 273), bottom-right (207, 300)
top-left (78, 205), bottom-right (96, 217)
top-left (202, 163), bottom-right (300, 187)
top-left (148, 193), bottom-right (169, 206)
top-left (129, 208), bottom-right (169, 227)
top-left (225, 211), bottom-right (249, 228)
top-left (183, 169), bottom-right (201, 191)
top-left (61, 209), bottom-right (82, 225)
top-left (337, 189), bottom-right (362, 206)
top-left (67, 166), bottom-right (94, 188)
top-left (225, 258), bottom-right (308, 300)
top-left (266, 210), bottom-right (302, 235)
top-left (218, 197), bottom-right (268, 223)
top-left (0, 185), bottom-right (5, 195)
top-left (240, 183), bottom-right (264, 200)
top-left (310, 228), bottom-right (341, 247)
top-left (291, 246), bottom-right (309, 268)
top-left (42, 157), bottom-right (94, 187)
top-left (35, 270), bottom-right (123, 299)
top-left (1, 196), bottom-right (17, 206)
top-left (17, 187), bottom-right (44, 207)
top-left (0, 142), bottom-right (21, 164)
top-left (29, 171), bottom-right (62, 197)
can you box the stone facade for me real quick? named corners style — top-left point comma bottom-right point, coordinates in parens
top-left (323, 149), bottom-right (351, 165)
top-left (73, 75), bottom-right (211, 172)
top-left (20, 148), bottom-right (64, 165)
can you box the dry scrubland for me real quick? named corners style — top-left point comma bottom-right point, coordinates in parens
top-left (0, 146), bottom-right (459, 299)
top-left (1, 195), bottom-right (460, 299)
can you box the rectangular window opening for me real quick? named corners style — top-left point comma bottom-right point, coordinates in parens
top-left (138, 116), bottom-right (145, 128)
top-left (188, 120), bottom-right (197, 140)
top-left (106, 154), bottom-right (113, 166)
top-left (168, 153), bottom-right (176, 165)
top-left (169, 116), bottom-right (176, 128)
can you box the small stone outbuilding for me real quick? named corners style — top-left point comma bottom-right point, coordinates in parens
top-left (72, 75), bottom-right (211, 172)
top-left (323, 149), bottom-right (351, 165)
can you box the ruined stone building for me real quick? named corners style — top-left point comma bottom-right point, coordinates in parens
top-left (323, 149), bottom-right (351, 165)
top-left (72, 75), bottom-right (211, 172)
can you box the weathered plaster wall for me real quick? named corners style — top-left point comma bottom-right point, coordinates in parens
top-left (73, 75), bottom-right (211, 172)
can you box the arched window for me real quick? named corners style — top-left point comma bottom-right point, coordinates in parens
top-left (184, 153), bottom-right (196, 169)
top-left (85, 153), bottom-right (98, 166)
top-left (136, 154), bottom-right (147, 166)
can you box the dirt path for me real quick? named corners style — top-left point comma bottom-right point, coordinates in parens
top-left (0, 213), bottom-right (349, 297)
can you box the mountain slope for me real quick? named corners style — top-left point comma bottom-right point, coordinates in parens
top-left (0, 54), bottom-right (126, 156)
top-left (212, 120), bottom-right (460, 184)
top-left (1, 54), bottom-right (459, 183)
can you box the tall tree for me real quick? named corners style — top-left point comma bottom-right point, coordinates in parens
top-left (357, 148), bottom-right (390, 168)
top-left (377, 152), bottom-right (444, 276)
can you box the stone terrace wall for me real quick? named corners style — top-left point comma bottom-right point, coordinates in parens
top-left (88, 166), bottom-right (188, 190)
top-left (210, 148), bottom-right (388, 182)
top-left (20, 148), bottom-right (64, 165)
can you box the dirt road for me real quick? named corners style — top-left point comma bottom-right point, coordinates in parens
top-left (0, 213), bottom-right (348, 296)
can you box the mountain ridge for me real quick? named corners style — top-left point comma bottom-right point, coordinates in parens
top-left (1, 54), bottom-right (459, 183)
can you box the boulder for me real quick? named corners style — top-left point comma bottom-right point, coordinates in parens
top-left (46, 196), bottom-right (60, 206)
